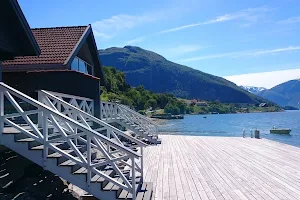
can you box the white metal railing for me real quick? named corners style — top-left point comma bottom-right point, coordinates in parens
top-left (100, 101), bottom-right (118, 120)
top-left (100, 101), bottom-right (158, 137)
top-left (38, 90), bottom-right (147, 180)
top-left (71, 56), bottom-right (94, 76)
top-left (0, 83), bottom-right (141, 199)
top-left (43, 91), bottom-right (94, 116)
top-left (116, 103), bottom-right (158, 136)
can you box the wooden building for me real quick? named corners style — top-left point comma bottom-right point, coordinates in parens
top-left (2, 25), bottom-right (104, 119)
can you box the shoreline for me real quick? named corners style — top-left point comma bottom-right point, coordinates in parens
top-left (150, 118), bottom-right (168, 125)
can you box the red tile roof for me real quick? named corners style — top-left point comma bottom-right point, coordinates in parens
top-left (2, 26), bottom-right (88, 66)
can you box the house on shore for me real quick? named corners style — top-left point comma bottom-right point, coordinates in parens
top-left (2, 25), bottom-right (104, 119)
top-left (259, 103), bottom-right (268, 107)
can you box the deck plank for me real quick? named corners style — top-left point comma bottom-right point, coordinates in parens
top-left (144, 135), bottom-right (300, 200)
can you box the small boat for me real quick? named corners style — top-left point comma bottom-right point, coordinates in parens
top-left (211, 112), bottom-right (219, 114)
top-left (270, 127), bottom-right (291, 134)
top-left (203, 116), bottom-right (207, 118)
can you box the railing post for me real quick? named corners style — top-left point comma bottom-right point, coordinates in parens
top-left (74, 127), bottom-right (78, 146)
top-left (141, 147), bottom-right (144, 183)
top-left (114, 103), bottom-right (118, 118)
top-left (87, 135), bottom-right (91, 193)
top-left (100, 102), bottom-right (103, 119)
top-left (107, 129), bottom-right (111, 153)
top-left (91, 101), bottom-right (94, 116)
top-left (0, 90), bottom-right (4, 144)
top-left (38, 92), bottom-right (43, 128)
top-left (132, 156), bottom-right (136, 200)
top-left (73, 112), bottom-right (78, 146)
top-left (43, 112), bottom-right (48, 170)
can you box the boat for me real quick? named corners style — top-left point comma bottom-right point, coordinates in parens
top-left (211, 112), bottom-right (219, 114)
top-left (203, 116), bottom-right (207, 118)
top-left (270, 127), bottom-right (291, 134)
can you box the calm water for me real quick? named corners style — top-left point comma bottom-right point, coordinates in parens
top-left (159, 110), bottom-right (300, 147)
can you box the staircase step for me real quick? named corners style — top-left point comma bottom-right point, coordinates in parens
top-left (118, 189), bottom-right (130, 199)
top-left (117, 182), bottom-right (152, 200)
top-left (136, 182), bottom-right (153, 200)
top-left (47, 150), bottom-right (74, 158)
top-left (30, 143), bottom-right (64, 150)
top-left (103, 177), bottom-right (122, 191)
top-left (59, 159), bottom-right (77, 166)
top-left (16, 138), bottom-right (35, 142)
top-left (91, 169), bottom-right (114, 183)
top-left (3, 126), bottom-right (34, 134)
top-left (73, 167), bottom-right (87, 174)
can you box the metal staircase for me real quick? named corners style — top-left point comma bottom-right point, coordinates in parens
top-left (0, 82), bottom-right (153, 200)
top-left (37, 90), bottom-right (160, 144)
top-left (100, 102), bottom-right (161, 144)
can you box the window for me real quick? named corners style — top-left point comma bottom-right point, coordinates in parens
top-left (71, 56), bottom-right (94, 75)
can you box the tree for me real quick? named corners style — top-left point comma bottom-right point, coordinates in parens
top-left (147, 99), bottom-right (157, 109)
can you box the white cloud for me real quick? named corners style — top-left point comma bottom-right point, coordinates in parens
top-left (125, 36), bottom-right (147, 45)
top-left (178, 51), bottom-right (246, 62)
top-left (168, 44), bottom-right (203, 53)
top-left (225, 68), bottom-right (300, 89)
top-left (178, 46), bottom-right (300, 62)
top-left (248, 46), bottom-right (300, 56)
top-left (278, 16), bottom-right (300, 24)
top-left (159, 6), bottom-right (271, 34)
top-left (92, 14), bottom-right (157, 40)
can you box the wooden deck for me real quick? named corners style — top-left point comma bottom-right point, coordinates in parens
top-left (143, 135), bottom-right (300, 200)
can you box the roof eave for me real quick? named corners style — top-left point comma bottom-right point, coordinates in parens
top-left (64, 25), bottom-right (91, 66)
top-left (63, 25), bottom-right (105, 83)
top-left (10, 0), bottom-right (40, 56)
top-left (88, 26), bottom-right (105, 84)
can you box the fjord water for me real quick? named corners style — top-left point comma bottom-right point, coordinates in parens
top-left (159, 110), bottom-right (300, 147)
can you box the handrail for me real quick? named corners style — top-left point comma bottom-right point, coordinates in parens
top-left (0, 82), bottom-right (141, 199)
top-left (39, 90), bottom-right (147, 147)
top-left (42, 90), bottom-right (94, 101)
top-left (115, 104), bottom-right (158, 137)
top-left (45, 90), bottom-right (94, 116)
top-left (0, 83), bottom-right (139, 158)
top-left (100, 100), bottom-right (158, 142)
top-left (116, 103), bottom-right (158, 126)
top-left (100, 101), bottom-right (118, 120)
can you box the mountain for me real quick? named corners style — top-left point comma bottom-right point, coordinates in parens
top-left (240, 86), bottom-right (266, 95)
top-left (258, 79), bottom-right (300, 108)
top-left (98, 46), bottom-right (268, 104)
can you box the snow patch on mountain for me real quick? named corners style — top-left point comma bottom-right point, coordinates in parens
top-left (240, 86), bottom-right (267, 94)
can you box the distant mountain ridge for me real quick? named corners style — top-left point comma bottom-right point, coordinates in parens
top-left (240, 86), bottom-right (266, 95)
top-left (258, 79), bottom-right (300, 108)
top-left (98, 46), bottom-right (268, 104)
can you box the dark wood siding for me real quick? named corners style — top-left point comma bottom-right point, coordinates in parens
top-left (3, 71), bottom-right (101, 119)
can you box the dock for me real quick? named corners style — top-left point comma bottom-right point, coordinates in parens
top-left (144, 135), bottom-right (300, 200)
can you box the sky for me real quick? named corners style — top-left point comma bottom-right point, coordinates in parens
top-left (19, 0), bottom-right (300, 88)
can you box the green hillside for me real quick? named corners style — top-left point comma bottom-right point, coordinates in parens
top-left (101, 66), bottom-right (195, 115)
top-left (99, 46), bottom-right (267, 104)
top-left (258, 79), bottom-right (300, 108)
